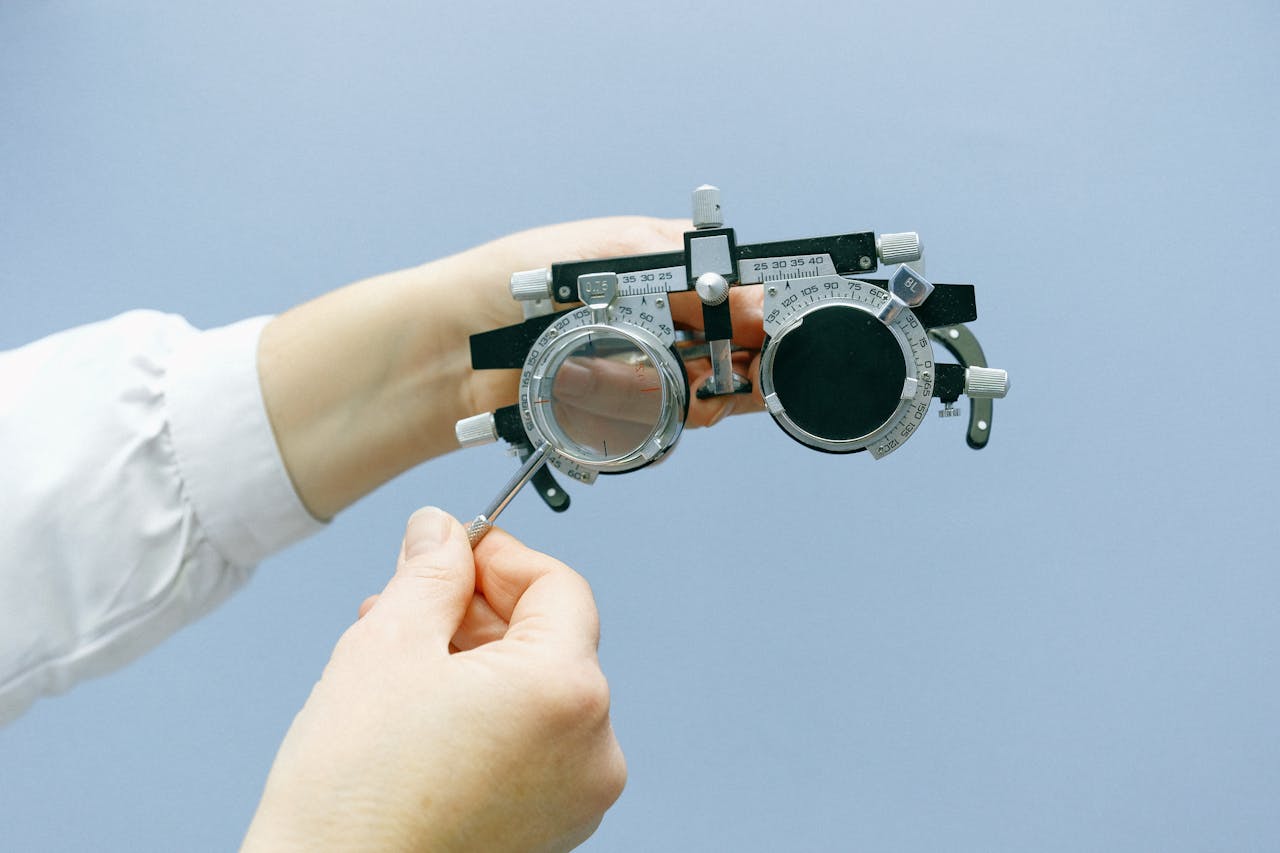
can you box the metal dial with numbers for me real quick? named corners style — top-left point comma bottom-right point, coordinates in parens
top-left (462, 184), bottom-right (1003, 533)
top-left (519, 299), bottom-right (688, 484)
top-left (758, 273), bottom-right (934, 456)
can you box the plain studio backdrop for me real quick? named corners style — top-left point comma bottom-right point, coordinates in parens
top-left (2, 2), bottom-right (1277, 850)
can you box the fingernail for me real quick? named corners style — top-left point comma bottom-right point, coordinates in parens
top-left (405, 507), bottom-right (452, 558)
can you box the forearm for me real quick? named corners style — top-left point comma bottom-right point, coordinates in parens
top-left (258, 250), bottom-right (518, 520)
top-left (257, 217), bottom-right (693, 520)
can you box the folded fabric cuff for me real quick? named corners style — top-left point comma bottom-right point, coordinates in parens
top-left (165, 316), bottom-right (326, 569)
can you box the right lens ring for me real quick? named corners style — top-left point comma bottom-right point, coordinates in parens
top-left (759, 300), bottom-right (930, 455)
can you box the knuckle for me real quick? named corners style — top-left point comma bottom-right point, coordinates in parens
top-left (574, 729), bottom-right (627, 818)
top-left (607, 217), bottom-right (682, 256)
top-left (537, 662), bottom-right (612, 726)
top-left (399, 556), bottom-right (453, 584)
top-left (392, 559), bottom-right (468, 606)
top-left (598, 739), bottom-right (628, 807)
top-left (573, 666), bottom-right (613, 720)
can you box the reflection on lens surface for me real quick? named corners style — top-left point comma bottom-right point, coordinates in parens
top-left (548, 335), bottom-right (662, 462)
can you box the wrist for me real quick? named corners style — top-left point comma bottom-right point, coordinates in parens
top-left (392, 252), bottom-right (528, 473)
top-left (258, 254), bottom-right (516, 519)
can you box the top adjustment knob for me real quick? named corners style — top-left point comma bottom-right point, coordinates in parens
top-left (692, 185), bottom-right (723, 229)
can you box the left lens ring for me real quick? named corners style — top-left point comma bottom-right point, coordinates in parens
top-left (520, 312), bottom-right (688, 479)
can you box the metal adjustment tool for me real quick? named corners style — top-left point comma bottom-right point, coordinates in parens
top-left (456, 185), bottom-right (1009, 535)
top-left (467, 443), bottom-right (552, 547)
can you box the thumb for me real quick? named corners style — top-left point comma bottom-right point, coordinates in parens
top-left (374, 507), bottom-right (475, 653)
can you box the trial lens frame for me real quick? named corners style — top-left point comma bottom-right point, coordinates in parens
top-left (456, 186), bottom-right (1007, 539)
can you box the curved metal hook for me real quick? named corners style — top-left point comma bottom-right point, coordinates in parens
top-left (928, 324), bottom-right (996, 450)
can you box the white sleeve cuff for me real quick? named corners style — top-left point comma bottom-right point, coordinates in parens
top-left (165, 316), bottom-right (326, 570)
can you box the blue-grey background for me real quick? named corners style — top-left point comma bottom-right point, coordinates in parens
top-left (2, 1), bottom-right (1277, 850)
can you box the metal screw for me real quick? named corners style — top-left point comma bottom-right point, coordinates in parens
top-left (547, 328), bottom-right (558, 339)
top-left (655, 296), bottom-right (665, 308)
top-left (767, 286), bottom-right (778, 296)
top-left (558, 286), bottom-right (572, 300)
top-left (859, 256), bottom-right (873, 270)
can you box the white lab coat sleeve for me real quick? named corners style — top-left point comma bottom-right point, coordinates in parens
top-left (0, 311), bottom-right (326, 725)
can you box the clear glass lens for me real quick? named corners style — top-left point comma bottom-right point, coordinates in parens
top-left (547, 334), bottom-right (664, 462)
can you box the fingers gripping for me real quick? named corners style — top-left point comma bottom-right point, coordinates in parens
top-left (472, 527), bottom-right (601, 654)
top-left (375, 507), bottom-right (477, 651)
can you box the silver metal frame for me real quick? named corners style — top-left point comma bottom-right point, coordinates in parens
top-left (519, 307), bottom-right (687, 483)
top-left (758, 278), bottom-right (935, 457)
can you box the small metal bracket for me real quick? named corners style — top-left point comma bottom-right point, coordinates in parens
top-left (928, 324), bottom-right (995, 449)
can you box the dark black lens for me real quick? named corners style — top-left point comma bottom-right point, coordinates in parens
top-left (771, 306), bottom-right (906, 442)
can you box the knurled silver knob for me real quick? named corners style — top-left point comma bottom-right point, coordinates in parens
top-left (877, 232), bottom-right (922, 265)
top-left (692, 184), bottom-right (723, 229)
top-left (964, 367), bottom-right (1010, 399)
top-left (466, 517), bottom-right (492, 547)
top-left (455, 412), bottom-right (498, 448)
top-left (695, 272), bottom-right (729, 306)
top-left (510, 267), bottom-right (553, 302)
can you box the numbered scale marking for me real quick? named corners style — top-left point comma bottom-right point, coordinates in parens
top-left (739, 254), bottom-right (837, 284)
top-left (616, 266), bottom-right (688, 296)
top-left (759, 274), bottom-right (934, 458)
top-left (519, 297), bottom-right (686, 484)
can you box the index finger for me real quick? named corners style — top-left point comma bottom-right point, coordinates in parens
top-left (472, 526), bottom-right (601, 653)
